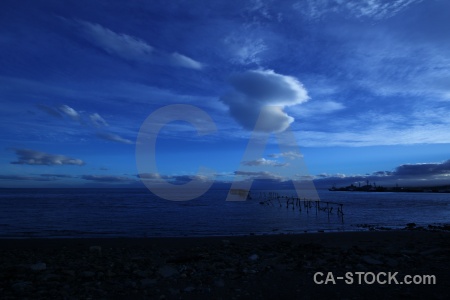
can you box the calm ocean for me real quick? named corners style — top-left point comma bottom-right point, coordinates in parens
top-left (0, 188), bottom-right (449, 238)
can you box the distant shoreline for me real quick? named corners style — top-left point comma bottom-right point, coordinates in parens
top-left (328, 185), bottom-right (450, 193)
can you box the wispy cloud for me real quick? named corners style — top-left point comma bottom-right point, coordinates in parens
top-left (59, 105), bottom-right (107, 127)
top-left (72, 19), bottom-right (203, 69)
top-left (294, 0), bottom-right (422, 21)
top-left (325, 16), bottom-right (450, 103)
top-left (289, 100), bottom-right (345, 118)
top-left (96, 132), bottom-right (133, 144)
top-left (36, 104), bottom-right (63, 118)
top-left (37, 103), bottom-right (130, 145)
top-left (59, 104), bottom-right (80, 121)
top-left (344, 0), bottom-right (422, 20)
top-left (170, 52), bottom-right (203, 70)
top-left (76, 19), bottom-right (153, 61)
top-left (89, 113), bottom-right (108, 127)
top-left (11, 149), bottom-right (85, 166)
top-left (294, 118), bottom-right (450, 147)
top-left (224, 34), bottom-right (268, 66)
top-left (222, 0), bottom-right (274, 66)
top-left (221, 69), bottom-right (309, 132)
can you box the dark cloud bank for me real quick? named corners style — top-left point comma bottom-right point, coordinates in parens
top-left (315, 160), bottom-right (450, 188)
top-left (11, 149), bottom-right (85, 166)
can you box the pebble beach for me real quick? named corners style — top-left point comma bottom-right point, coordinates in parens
top-left (1, 230), bottom-right (449, 299)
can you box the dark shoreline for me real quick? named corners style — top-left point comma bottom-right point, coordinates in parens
top-left (1, 231), bottom-right (449, 299)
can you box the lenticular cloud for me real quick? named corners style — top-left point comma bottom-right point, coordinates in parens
top-left (220, 69), bottom-right (309, 132)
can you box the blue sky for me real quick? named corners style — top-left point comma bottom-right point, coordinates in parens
top-left (1, 0), bottom-right (450, 189)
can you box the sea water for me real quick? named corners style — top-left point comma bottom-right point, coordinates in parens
top-left (0, 188), bottom-right (449, 238)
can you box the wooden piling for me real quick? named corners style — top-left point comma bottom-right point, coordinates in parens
top-left (256, 190), bottom-right (345, 222)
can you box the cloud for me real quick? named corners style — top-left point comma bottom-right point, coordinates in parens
top-left (393, 160), bottom-right (450, 177)
top-left (81, 175), bottom-right (135, 183)
top-left (59, 104), bottom-right (80, 120)
top-left (222, 0), bottom-right (276, 66)
top-left (319, 173), bottom-right (347, 178)
top-left (318, 100), bottom-right (345, 112)
top-left (76, 19), bottom-right (153, 60)
top-left (39, 174), bottom-right (73, 178)
top-left (234, 170), bottom-right (284, 181)
top-left (43, 104), bottom-right (105, 127)
top-left (36, 104), bottom-right (62, 118)
top-left (295, 120), bottom-right (450, 147)
top-left (224, 33), bottom-right (268, 66)
top-left (89, 113), bottom-right (108, 127)
top-left (0, 175), bottom-right (54, 181)
top-left (220, 69), bottom-right (309, 132)
top-left (268, 151), bottom-right (303, 160)
top-left (137, 173), bottom-right (211, 184)
top-left (170, 52), bottom-right (203, 70)
top-left (372, 171), bottom-right (393, 176)
top-left (171, 175), bottom-right (210, 184)
top-left (344, 0), bottom-right (422, 20)
top-left (11, 149), bottom-right (85, 166)
top-left (294, 0), bottom-right (422, 21)
top-left (37, 103), bottom-right (133, 145)
top-left (96, 132), bottom-right (133, 144)
top-left (290, 100), bottom-right (345, 118)
top-left (336, 29), bottom-right (448, 102)
top-left (241, 158), bottom-right (287, 167)
top-left (73, 19), bottom-right (202, 69)
top-left (315, 159), bottom-right (450, 188)
top-left (138, 173), bottom-right (165, 180)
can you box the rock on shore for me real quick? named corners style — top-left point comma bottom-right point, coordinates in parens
top-left (0, 231), bottom-right (449, 299)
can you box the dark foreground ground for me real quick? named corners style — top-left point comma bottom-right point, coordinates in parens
top-left (1, 231), bottom-right (449, 299)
